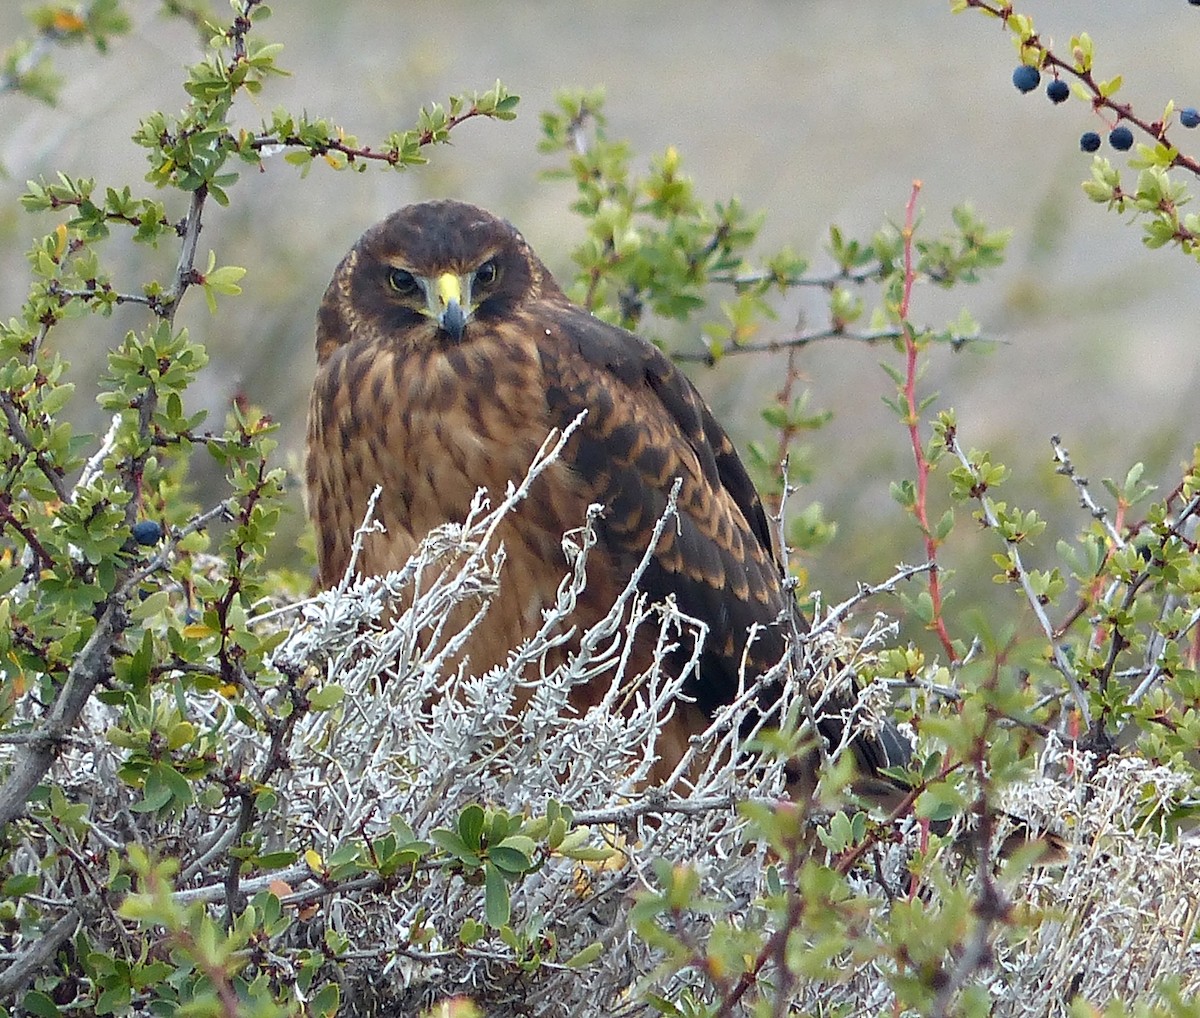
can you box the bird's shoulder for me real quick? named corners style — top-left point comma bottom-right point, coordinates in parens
top-left (528, 297), bottom-right (776, 561)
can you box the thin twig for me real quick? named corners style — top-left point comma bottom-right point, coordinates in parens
top-left (0, 599), bottom-right (124, 826)
top-left (809, 561), bottom-right (934, 635)
top-left (945, 435), bottom-right (1092, 730)
top-left (0, 392), bottom-right (70, 503)
top-left (1051, 436), bottom-right (1123, 546)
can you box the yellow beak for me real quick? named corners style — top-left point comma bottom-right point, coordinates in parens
top-left (433, 272), bottom-right (469, 340)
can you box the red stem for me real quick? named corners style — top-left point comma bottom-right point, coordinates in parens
top-left (899, 181), bottom-right (957, 661)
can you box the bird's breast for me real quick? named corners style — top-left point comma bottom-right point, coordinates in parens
top-left (307, 334), bottom-right (594, 637)
top-left (386, 339), bottom-right (558, 526)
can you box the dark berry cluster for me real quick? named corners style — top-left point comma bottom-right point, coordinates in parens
top-left (1079, 127), bottom-right (1133, 152)
top-left (1011, 64), bottom-right (1069, 103)
top-left (1010, 62), bottom-right (1200, 156)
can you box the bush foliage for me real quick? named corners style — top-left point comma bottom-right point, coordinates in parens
top-left (0, 2), bottom-right (1197, 1017)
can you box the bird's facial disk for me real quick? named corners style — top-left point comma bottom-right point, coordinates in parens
top-left (383, 255), bottom-right (505, 342)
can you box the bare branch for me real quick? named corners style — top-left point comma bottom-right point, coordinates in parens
top-left (0, 599), bottom-right (123, 826)
top-left (0, 908), bottom-right (81, 997)
top-left (0, 391), bottom-right (70, 503)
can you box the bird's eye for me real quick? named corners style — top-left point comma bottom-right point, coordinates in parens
top-left (387, 268), bottom-right (419, 296)
top-left (475, 259), bottom-right (500, 288)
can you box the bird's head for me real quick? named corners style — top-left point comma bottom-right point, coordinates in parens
top-left (316, 200), bottom-right (560, 362)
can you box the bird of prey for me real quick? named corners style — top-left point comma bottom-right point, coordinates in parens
top-left (305, 200), bottom-right (908, 793)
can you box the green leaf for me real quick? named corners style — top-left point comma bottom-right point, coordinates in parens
top-left (21, 991), bottom-right (60, 1018)
top-left (484, 862), bottom-right (510, 927)
top-left (488, 843), bottom-right (533, 875)
top-left (934, 508), bottom-right (955, 540)
top-left (310, 983), bottom-right (340, 1018)
top-left (564, 941), bottom-right (605, 968)
top-left (460, 917), bottom-right (485, 945)
top-left (458, 804), bottom-right (485, 851)
top-left (307, 684), bottom-right (344, 711)
top-left (2, 873), bottom-right (39, 897)
top-left (917, 782), bottom-right (966, 822)
top-left (496, 834), bottom-right (536, 857)
top-left (130, 762), bottom-right (193, 813)
top-left (255, 850), bottom-right (298, 869)
top-left (429, 828), bottom-right (482, 869)
top-left (166, 721), bottom-right (196, 751)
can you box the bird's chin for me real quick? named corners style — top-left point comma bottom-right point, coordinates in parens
top-left (389, 318), bottom-right (450, 351)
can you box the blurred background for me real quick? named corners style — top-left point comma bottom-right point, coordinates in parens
top-left (1, 1), bottom-right (1198, 634)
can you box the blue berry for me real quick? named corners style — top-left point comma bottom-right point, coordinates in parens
top-left (1046, 79), bottom-right (1069, 104)
top-left (1080, 132), bottom-right (1101, 152)
top-left (1012, 65), bottom-right (1041, 94)
top-left (131, 520), bottom-right (163, 546)
top-left (1181, 107), bottom-right (1200, 128)
top-left (1109, 126), bottom-right (1134, 151)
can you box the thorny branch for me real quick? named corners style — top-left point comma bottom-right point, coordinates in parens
top-left (247, 103), bottom-right (500, 167)
top-left (963, 0), bottom-right (1200, 177)
top-left (0, 598), bottom-right (124, 826)
top-left (1051, 436), bottom-right (1124, 546)
top-left (0, 182), bottom-right (215, 832)
top-left (674, 326), bottom-right (994, 365)
top-left (944, 432), bottom-right (1092, 730)
top-left (0, 391), bottom-right (70, 504)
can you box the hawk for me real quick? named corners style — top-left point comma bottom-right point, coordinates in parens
top-left (306, 200), bottom-right (908, 794)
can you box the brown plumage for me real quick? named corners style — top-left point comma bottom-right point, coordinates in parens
top-left (306, 200), bottom-right (907, 792)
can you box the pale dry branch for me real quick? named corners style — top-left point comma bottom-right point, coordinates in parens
top-left (4, 428), bottom-right (1198, 1015)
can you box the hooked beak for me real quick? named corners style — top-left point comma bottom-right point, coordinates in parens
top-left (431, 272), bottom-right (470, 341)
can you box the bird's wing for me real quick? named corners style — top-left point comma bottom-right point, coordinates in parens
top-left (535, 301), bottom-right (910, 784)
top-left (536, 301), bottom-right (789, 718)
